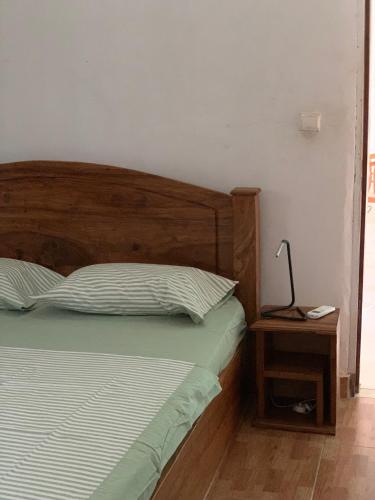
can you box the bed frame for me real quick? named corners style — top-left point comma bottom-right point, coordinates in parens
top-left (0, 160), bottom-right (260, 499)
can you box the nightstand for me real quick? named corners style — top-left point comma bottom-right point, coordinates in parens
top-left (250, 306), bottom-right (340, 435)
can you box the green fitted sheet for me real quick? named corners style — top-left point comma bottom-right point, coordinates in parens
top-left (0, 296), bottom-right (246, 375)
top-left (0, 297), bottom-right (245, 499)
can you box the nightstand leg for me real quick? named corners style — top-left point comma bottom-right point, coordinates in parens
top-left (316, 378), bottom-right (324, 426)
top-left (330, 336), bottom-right (337, 426)
top-left (256, 331), bottom-right (265, 418)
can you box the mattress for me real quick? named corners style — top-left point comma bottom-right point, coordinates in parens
top-left (0, 296), bottom-right (246, 376)
top-left (0, 297), bottom-right (246, 499)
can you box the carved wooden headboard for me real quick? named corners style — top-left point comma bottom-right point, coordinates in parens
top-left (0, 161), bottom-right (260, 323)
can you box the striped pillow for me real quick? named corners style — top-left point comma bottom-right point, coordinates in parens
top-left (0, 258), bottom-right (64, 310)
top-left (33, 263), bottom-right (237, 323)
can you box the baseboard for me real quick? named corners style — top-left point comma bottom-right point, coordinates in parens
top-left (340, 374), bottom-right (356, 398)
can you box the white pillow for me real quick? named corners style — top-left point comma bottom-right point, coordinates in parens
top-left (0, 258), bottom-right (64, 310)
top-left (33, 263), bottom-right (237, 323)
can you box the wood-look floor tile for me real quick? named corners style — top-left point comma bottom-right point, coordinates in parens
top-left (313, 441), bottom-right (375, 500)
top-left (208, 398), bottom-right (375, 499)
top-left (335, 397), bottom-right (375, 447)
top-left (207, 419), bottom-right (324, 500)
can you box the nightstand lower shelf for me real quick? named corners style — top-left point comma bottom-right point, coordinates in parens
top-left (263, 351), bottom-right (325, 427)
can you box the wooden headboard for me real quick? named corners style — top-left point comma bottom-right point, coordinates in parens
top-left (0, 161), bottom-right (260, 323)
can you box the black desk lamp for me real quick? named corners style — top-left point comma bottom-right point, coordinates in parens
top-left (261, 239), bottom-right (307, 321)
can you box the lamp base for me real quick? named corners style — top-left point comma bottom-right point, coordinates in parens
top-left (261, 306), bottom-right (307, 321)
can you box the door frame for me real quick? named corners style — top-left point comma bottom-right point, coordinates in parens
top-left (356, 0), bottom-right (371, 393)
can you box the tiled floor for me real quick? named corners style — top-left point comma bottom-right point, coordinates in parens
top-left (359, 388), bottom-right (375, 398)
top-left (207, 397), bottom-right (375, 500)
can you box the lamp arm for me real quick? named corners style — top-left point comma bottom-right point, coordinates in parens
top-left (261, 239), bottom-right (306, 320)
top-left (285, 240), bottom-right (295, 308)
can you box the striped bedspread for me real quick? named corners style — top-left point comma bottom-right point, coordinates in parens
top-left (0, 347), bottom-right (195, 500)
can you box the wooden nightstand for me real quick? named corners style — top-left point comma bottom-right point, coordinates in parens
top-left (250, 306), bottom-right (340, 435)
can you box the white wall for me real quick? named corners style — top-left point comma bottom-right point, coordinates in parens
top-left (0, 0), bottom-right (363, 372)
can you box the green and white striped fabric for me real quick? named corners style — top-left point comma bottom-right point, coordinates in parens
top-left (33, 263), bottom-right (237, 323)
top-left (0, 258), bottom-right (63, 310)
top-left (0, 346), bottom-right (195, 500)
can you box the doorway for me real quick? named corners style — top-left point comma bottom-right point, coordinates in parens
top-left (358, 0), bottom-right (375, 393)
top-left (361, 155), bottom-right (375, 391)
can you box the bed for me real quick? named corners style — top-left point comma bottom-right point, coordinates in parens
top-left (0, 161), bottom-right (260, 500)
